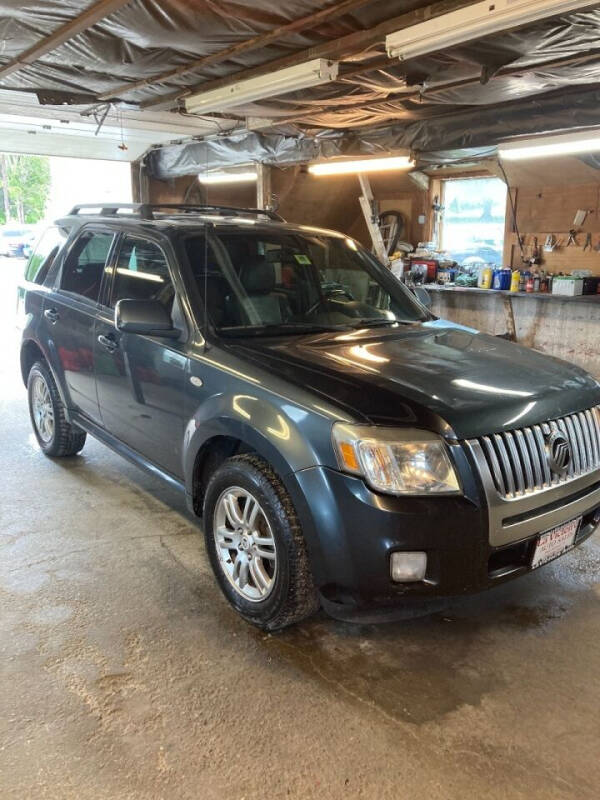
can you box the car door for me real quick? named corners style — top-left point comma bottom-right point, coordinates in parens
top-left (42, 228), bottom-right (116, 425)
top-left (94, 233), bottom-right (189, 479)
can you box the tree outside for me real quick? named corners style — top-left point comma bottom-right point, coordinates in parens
top-left (0, 153), bottom-right (51, 225)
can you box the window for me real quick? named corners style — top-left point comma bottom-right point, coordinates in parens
top-left (25, 226), bottom-right (67, 284)
top-left (441, 177), bottom-right (507, 267)
top-left (183, 230), bottom-right (427, 334)
top-left (61, 231), bottom-right (114, 302)
top-left (110, 236), bottom-right (174, 310)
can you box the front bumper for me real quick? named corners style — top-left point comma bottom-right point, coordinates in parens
top-left (291, 463), bottom-right (600, 618)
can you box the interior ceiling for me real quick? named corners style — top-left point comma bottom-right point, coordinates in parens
top-left (1, 1), bottom-right (600, 166)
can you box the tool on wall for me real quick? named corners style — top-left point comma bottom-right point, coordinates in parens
top-left (583, 232), bottom-right (593, 251)
top-left (543, 234), bottom-right (556, 252)
top-left (567, 229), bottom-right (579, 247)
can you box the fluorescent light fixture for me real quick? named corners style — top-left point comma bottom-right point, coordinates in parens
top-left (499, 129), bottom-right (600, 160)
top-left (186, 58), bottom-right (338, 114)
top-left (386, 0), bottom-right (591, 61)
top-left (198, 170), bottom-right (257, 185)
top-left (308, 156), bottom-right (414, 176)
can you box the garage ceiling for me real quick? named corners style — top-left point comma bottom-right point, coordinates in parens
top-left (1, 1), bottom-right (600, 165)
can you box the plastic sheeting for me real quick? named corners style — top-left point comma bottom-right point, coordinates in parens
top-left (2, 1), bottom-right (600, 173)
top-left (147, 84), bottom-right (600, 178)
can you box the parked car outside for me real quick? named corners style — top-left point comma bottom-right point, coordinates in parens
top-left (18, 204), bottom-right (600, 629)
top-left (1, 225), bottom-right (37, 258)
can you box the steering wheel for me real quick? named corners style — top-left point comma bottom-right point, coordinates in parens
top-left (306, 285), bottom-right (355, 316)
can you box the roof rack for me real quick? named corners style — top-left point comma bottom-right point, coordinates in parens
top-left (68, 203), bottom-right (285, 222)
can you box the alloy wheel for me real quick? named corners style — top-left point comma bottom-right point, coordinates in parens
top-left (213, 487), bottom-right (277, 602)
top-left (31, 374), bottom-right (55, 444)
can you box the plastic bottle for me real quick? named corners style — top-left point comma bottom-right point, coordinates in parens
top-left (526, 273), bottom-right (535, 293)
top-left (480, 266), bottom-right (493, 289)
top-left (510, 269), bottom-right (521, 292)
top-left (533, 270), bottom-right (540, 292)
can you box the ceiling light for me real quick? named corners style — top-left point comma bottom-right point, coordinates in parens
top-left (186, 59), bottom-right (338, 115)
top-left (499, 130), bottom-right (600, 160)
top-left (386, 0), bottom-right (591, 61)
top-left (308, 156), bottom-right (414, 176)
top-left (198, 170), bottom-right (257, 184)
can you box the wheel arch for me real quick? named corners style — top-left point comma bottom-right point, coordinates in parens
top-left (21, 338), bottom-right (70, 412)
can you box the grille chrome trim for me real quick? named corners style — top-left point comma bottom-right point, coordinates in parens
top-left (472, 406), bottom-right (600, 500)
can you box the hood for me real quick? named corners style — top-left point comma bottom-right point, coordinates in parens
top-left (230, 321), bottom-right (600, 440)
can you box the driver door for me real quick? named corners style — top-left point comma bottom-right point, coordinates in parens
top-left (94, 234), bottom-right (188, 478)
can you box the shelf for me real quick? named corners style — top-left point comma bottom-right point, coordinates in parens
top-left (424, 284), bottom-right (600, 303)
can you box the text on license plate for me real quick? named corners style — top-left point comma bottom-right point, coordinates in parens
top-left (531, 517), bottom-right (581, 569)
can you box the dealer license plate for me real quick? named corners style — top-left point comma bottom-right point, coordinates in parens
top-left (531, 517), bottom-right (581, 569)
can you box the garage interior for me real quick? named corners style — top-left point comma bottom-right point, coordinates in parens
top-left (1, 1), bottom-right (600, 798)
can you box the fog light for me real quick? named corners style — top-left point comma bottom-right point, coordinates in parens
top-left (390, 552), bottom-right (427, 582)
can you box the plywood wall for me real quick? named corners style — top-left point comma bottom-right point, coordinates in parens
top-left (142, 167), bottom-right (428, 248)
top-left (503, 182), bottom-right (600, 276)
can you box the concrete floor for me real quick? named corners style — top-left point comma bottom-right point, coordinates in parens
top-left (1, 258), bottom-right (599, 800)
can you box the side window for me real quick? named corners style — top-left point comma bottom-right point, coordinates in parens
top-left (25, 226), bottom-right (67, 284)
top-left (61, 231), bottom-right (114, 302)
top-left (110, 236), bottom-right (175, 310)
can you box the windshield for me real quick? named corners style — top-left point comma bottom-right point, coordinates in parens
top-left (183, 228), bottom-right (428, 335)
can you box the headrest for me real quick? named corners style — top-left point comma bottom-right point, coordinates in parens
top-left (239, 257), bottom-right (275, 295)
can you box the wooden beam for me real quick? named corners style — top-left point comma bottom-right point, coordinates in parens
top-left (0, 0), bottom-right (132, 81)
top-left (256, 164), bottom-right (272, 210)
top-left (141, 0), bottom-right (475, 110)
top-left (99, 0), bottom-right (374, 102)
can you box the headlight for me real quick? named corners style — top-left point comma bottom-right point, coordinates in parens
top-left (332, 423), bottom-right (460, 496)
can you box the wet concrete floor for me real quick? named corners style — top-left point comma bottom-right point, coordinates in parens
top-left (1, 259), bottom-right (599, 798)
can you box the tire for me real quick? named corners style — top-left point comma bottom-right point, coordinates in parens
top-left (203, 454), bottom-right (319, 631)
top-left (27, 360), bottom-right (87, 457)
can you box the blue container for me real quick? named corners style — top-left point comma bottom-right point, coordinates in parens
top-left (493, 268), bottom-right (511, 290)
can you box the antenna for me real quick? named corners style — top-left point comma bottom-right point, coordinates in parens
top-left (202, 151), bottom-right (210, 352)
top-left (203, 223), bottom-right (210, 352)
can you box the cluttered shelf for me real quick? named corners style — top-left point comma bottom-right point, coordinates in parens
top-left (425, 284), bottom-right (600, 302)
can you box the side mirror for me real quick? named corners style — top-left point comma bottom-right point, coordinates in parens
top-left (115, 299), bottom-right (180, 338)
top-left (413, 286), bottom-right (432, 309)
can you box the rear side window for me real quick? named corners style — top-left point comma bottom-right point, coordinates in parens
top-left (61, 231), bottom-right (114, 302)
top-left (110, 236), bottom-right (175, 310)
top-left (25, 226), bottom-right (67, 284)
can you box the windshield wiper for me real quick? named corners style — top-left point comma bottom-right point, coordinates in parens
top-left (348, 317), bottom-right (417, 328)
top-left (218, 322), bottom-right (353, 337)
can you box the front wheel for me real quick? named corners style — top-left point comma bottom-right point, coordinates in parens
top-left (27, 361), bottom-right (87, 457)
top-left (203, 454), bottom-right (319, 630)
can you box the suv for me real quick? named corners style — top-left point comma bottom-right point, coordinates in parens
top-left (19, 203), bottom-right (600, 630)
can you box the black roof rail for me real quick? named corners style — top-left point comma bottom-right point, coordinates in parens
top-left (68, 203), bottom-right (153, 219)
top-left (67, 203), bottom-right (284, 222)
top-left (148, 204), bottom-right (285, 222)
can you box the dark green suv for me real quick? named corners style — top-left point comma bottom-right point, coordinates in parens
top-left (19, 204), bottom-right (600, 629)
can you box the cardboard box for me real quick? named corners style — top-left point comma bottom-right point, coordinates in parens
top-left (552, 278), bottom-right (584, 296)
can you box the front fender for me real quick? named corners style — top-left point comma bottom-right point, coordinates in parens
top-left (183, 389), bottom-right (335, 493)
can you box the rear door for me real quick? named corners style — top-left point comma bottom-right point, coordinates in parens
top-left (94, 233), bottom-right (188, 478)
top-left (42, 227), bottom-right (116, 424)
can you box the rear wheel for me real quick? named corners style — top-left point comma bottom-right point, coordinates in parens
top-left (27, 361), bottom-right (86, 457)
top-left (203, 454), bottom-right (319, 630)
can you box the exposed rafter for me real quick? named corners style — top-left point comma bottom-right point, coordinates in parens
top-left (141, 0), bottom-right (475, 110)
top-left (0, 0), bottom-right (133, 82)
top-left (98, 0), bottom-right (373, 102)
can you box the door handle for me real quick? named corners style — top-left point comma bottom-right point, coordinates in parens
top-left (44, 308), bottom-right (60, 324)
top-left (97, 333), bottom-right (118, 353)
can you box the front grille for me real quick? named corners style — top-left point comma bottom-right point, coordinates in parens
top-left (476, 407), bottom-right (600, 499)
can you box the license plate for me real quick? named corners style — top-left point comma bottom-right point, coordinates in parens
top-left (531, 517), bottom-right (581, 569)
